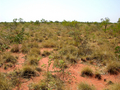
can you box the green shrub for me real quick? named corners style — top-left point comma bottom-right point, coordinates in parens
top-left (78, 82), bottom-right (96, 90)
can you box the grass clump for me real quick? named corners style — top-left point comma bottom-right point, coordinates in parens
top-left (81, 66), bottom-right (93, 77)
top-left (95, 71), bottom-right (101, 80)
top-left (41, 50), bottom-right (51, 57)
top-left (41, 39), bottom-right (56, 48)
top-left (28, 42), bottom-right (39, 48)
top-left (78, 82), bottom-right (96, 90)
top-left (25, 56), bottom-right (39, 66)
top-left (11, 44), bottom-right (19, 53)
top-left (3, 52), bottom-right (17, 64)
top-left (21, 43), bottom-right (29, 53)
top-left (106, 61), bottom-right (120, 74)
top-left (21, 66), bottom-right (37, 78)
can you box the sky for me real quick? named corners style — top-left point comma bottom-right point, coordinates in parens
top-left (0, 0), bottom-right (120, 22)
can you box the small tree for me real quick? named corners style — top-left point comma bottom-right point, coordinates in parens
top-left (13, 18), bottom-right (17, 23)
top-left (18, 18), bottom-right (23, 23)
top-left (101, 17), bottom-right (110, 32)
top-left (117, 18), bottom-right (120, 23)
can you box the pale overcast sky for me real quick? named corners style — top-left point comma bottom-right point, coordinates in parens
top-left (0, 0), bottom-right (120, 22)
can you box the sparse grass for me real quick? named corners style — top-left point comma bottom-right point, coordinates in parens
top-left (81, 66), bottom-right (93, 77)
top-left (78, 82), bottom-right (96, 90)
top-left (106, 61), bottom-right (120, 74)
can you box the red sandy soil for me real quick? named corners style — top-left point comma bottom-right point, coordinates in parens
top-left (1, 48), bottom-right (120, 90)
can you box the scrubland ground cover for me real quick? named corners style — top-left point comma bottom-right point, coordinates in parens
top-left (0, 19), bottom-right (120, 90)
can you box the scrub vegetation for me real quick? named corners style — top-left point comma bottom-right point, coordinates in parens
top-left (0, 18), bottom-right (120, 90)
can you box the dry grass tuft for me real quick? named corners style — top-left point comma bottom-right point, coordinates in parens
top-left (78, 82), bottom-right (96, 90)
top-left (81, 66), bottom-right (93, 77)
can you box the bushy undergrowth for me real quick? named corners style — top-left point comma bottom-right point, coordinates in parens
top-left (1, 21), bottom-right (120, 90)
